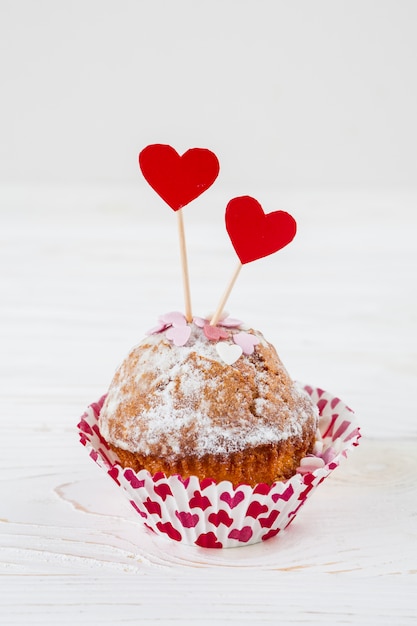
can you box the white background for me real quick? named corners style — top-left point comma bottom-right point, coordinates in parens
top-left (1, 3), bottom-right (417, 623)
top-left (1, 0), bottom-right (416, 436)
top-left (1, 0), bottom-right (416, 189)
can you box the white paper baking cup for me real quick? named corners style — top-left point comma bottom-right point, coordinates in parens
top-left (77, 385), bottom-right (360, 548)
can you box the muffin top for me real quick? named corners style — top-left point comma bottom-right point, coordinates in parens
top-left (99, 316), bottom-right (318, 461)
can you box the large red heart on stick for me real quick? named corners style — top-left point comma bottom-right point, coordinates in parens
top-left (225, 196), bottom-right (297, 264)
top-left (139, 144), bottom-right (220, 211)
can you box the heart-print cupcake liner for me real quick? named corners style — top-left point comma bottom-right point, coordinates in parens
top-left (77, 385), bottom-right (360, 548)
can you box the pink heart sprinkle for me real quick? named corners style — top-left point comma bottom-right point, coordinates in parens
top-left (219, 317), bottom-right (242, 328)
top-left (194, 313), bottom-right (242, 329)
top-left (166, 325), bottom-right (191, 346)
top-left (160, 311), bottom-right (187, 327)
top-left (203, 324), bottom-right (229, 341)
top-left (146, 321), bottom-right (169, 335)
top-left (296, 456), bottom-right (325, 475)
top-left (193, 316), bottom-right (206, 328)
top-left (233, 331), bottom-right (260, 355)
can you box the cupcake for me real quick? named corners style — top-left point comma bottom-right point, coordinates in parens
top-left (78, 312), bottom-right (360, 549)
top-left (98, 314), bottom-right (319, 487)
top-left (77, 143), bottom-right (360, 548)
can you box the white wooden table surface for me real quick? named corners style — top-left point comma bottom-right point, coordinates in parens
top-left (1, 185), bottom-right (416, 624)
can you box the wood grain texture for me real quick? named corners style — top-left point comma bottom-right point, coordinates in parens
top-left (0, 186), bottom-right (416, 623)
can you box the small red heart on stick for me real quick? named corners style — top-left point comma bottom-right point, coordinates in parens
top-left (139, 144), bottom-right (220, 211)
top-left (225, 196), bottom-right (297, 264)
top-left (210, 196), bottom-right (297, 325)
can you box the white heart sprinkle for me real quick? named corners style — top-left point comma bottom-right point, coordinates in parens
top-left (216, 342), bottom-right (243, 365)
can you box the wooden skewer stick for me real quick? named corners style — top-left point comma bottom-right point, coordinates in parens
top-left (210, 262), bottom-right (242, 326)
top-left (177, 210), bottom-right (193, 322)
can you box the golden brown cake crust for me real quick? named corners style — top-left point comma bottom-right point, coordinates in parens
top-left (110, 432), bottom-right (316, 486)
top-left (99, 321), bottom-right (318, 486)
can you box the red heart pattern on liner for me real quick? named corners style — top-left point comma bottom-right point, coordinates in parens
top-left (225, 196), bottom-right (297, 264)
top-left (208, 510), bottom-right (234, 528)
top-left (139, 144), bottom-right (220, 211)
top-left (220, 490), bottom-right (245, 509)
top-left (78, 387), bottom-right (360, 548)
top-left (246, 501), bottom-right (269, 519)
top-left (175, 511), bottom-right (200, 528)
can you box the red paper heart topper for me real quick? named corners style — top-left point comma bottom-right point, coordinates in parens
top-left (139, 144), bottom-right (220, 211)
top-left (225, 196), bottom-right (297, 265)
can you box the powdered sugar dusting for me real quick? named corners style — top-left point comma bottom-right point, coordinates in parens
top-left (99, 319), bottom-right (318, 460)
